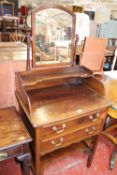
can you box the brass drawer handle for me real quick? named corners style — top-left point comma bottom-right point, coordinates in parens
top-left (85, 126), bottom-right (96, 135)
top-left (96, 113), bottom-right (100, 117)
top-left (51, 137), bottom-right (64, 147)
top-left (0, 152), bottom-right (8, 161)
top-left (89, 113), bottom-right (99, 121)
top-left (52, 123), bottom-right (66, 134)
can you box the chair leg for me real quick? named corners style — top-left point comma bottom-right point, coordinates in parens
top-left (110, 150), bottom-right (117, 170)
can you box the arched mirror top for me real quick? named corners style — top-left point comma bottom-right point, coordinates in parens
top-left (31, 4), bottom-right (76, 68)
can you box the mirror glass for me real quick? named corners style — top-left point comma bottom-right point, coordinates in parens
top-left (26, 13), bottom-right (31, 28)
top-left (35, 8), bottom-right (73, 65)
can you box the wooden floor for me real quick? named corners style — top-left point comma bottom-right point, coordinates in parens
top-left (0, 135), bottom-right (117, 175)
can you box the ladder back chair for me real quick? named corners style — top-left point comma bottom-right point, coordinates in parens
top-left (101, 73), bottom-right (117, 170)
top-left (80, 37), bottom-right (107, 74)
top-left (101, 105), bottom-right (117, 170)
top-left (10, 32), bottom-right (26, 43)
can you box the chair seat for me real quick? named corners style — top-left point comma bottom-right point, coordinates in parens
top-left (108, 104), bottom-right (117, 119)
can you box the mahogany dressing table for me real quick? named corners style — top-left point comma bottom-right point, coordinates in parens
top-left (15, 4), bottom-right (111, 175)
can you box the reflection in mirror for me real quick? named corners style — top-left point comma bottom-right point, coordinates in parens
top-left (26, 13), bottom-right (31, 28)
top-left (35, 8), bottom-right (73, 65)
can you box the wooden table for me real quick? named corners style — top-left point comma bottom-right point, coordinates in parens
top-left (99, 71), bottom-right (117, 103)
top-left (1, 16), bottom-right (20, 32)
top-left (0, 107), bottom-right (32, 175)
top-left (95, 71), bottom-right (117, 124)
top-left (0, 42), bottom-right (27, 60)
top-left (0, 42), bottom-right (28, 108)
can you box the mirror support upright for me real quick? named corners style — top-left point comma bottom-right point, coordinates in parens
top-left (73, 34), bottom-right (79, 66)
top-left (26, 33), bottom-right (32, 71)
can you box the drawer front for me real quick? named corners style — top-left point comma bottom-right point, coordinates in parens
top-left (41, 122), bottom-right (101, 155)
top-left (42, 111), bottom-right (102, 140)
top-left (0, 146), bottom-right (22, 161)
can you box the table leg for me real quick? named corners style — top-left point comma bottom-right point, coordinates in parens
top-left (17, 152), bottom-right (32, 175)
top-left (87, 135), bottom-right (99, 168)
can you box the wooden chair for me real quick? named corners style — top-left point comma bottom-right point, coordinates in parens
top-left (101, 73), bottom-right (117, 170)
top-left (1, 0), bottom-right (15, 16)
top-left (36, 46), bottom-right (56, 63)
top-left (101, 104), bottom-right (117, 170)
top-left (108, 38), bottom-right (117, 46)
top-left (10, 32), bottom-right (26, 43)
top-left (0, 0), bottom-right (19, 32)
top-left (80, 37), bottom-right (107, 74)
top-left (111, 49), bottom-right (117, 70)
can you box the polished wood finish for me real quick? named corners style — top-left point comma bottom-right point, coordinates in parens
top-left (76, 44), bottom-right (116, 71)
top-left (80, 37), bottom-right (107, 74)
top-left (77, 44), bottom-right (115, 58)
top-left (96, 72), bottom-right (117, 103)
top-left (16, 65), bottom-right (111, 175)
top-left (16, 4), bottom-right (111, 175)
top-left (0, 107), bottom-right (32, 175)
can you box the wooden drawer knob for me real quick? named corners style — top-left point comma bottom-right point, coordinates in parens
top-left (52, 123), bottom-right (66, 133)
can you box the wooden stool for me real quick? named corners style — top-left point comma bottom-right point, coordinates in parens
top-left (0, 107), bottom-right (32, 175)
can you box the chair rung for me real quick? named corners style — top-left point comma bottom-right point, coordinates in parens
top-left (101, 131), bottom-right (117, 144)
top-left (103, 124), bottom-right (117, 132)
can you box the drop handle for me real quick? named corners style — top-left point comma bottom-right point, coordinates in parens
top-left (51, 137), bottom-right (64, 147)
top-left (85, 126), bottom-right (96, 135)
top-left (89, 113), bottom-right (99, 121)
top-left (52, 123), bottom-right (66, 133)
top-left (0, 152), bottom-right (8, 161)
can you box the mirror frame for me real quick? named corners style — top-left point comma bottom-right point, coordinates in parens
top-left (31, 3), bottom-right (76, 68)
